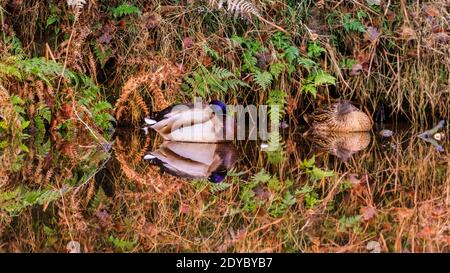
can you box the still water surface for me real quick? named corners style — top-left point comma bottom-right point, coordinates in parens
top-left (0, 122), bottom-right (448, 252)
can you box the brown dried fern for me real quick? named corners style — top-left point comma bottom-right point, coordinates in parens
top-left (115, 152), bottom-right (162, 193)
top-left (115, 60), bottom-right (182, 123)
top-left (134, 93), bottom-right (149, 117)
top-left (35, 80), bottom-right (45, 102)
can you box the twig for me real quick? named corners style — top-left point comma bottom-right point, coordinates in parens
top-left (45, 43), bottom-right (56, 62)
top-left (418, 120), bottom-right (445, 139)
top-left (56, 16), bottom-right (78, 93)
top-left (255, 14), bottom-right (288, 34)
top-left (324, 43), bottom-right (351, 90)
top-left (418, 120), bottom-right (445, 152)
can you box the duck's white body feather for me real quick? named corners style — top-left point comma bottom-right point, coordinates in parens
top-left (146, 103), bottom-right (234, 142)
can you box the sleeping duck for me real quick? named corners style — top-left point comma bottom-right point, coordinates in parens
top-left (144, 141), bottom-right (238, 183)
top-left (305, 100), bottom-right (373, 132)
top-left (143, 100), bottom-right (234, 142)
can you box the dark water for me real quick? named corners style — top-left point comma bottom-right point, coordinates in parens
top-left (121, 122), bottom-right (446, 185)
top-left (0, 121), bottom-right (448, 252)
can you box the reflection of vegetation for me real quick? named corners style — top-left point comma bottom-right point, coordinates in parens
top-left (265, 131), bottom-right (285, 165)
top-left (108, 235), bottom-right (138, 252)
top-left (0, 131), bottom-right (111, 217)
top-left (0, 186), bottom-right (67, 216)
top-left (1, 127), bottom-right (447, 252)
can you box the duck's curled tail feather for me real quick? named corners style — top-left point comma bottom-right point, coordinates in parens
top-left (144, 117), bottom-right (157, 125)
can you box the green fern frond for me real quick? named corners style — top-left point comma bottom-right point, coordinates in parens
top-left (184, 65), bottom-right (247, 97)
top-left (210, 182), bottom-right (232, 193)
top-left (212, 65), bottom-right (235, 79)
top-left (269, 62), bottom-right (284, 79)
top-left (253, 70), bottom-right (272, 90)
top-left (284, 46), bottom-right (299, 64)
top-left (312, 70), bottom-right (336, 86)
top-left (267, 89), bottom-right (286, 124)
top-left (93, 42), bottom-right (111, 69)
top-left (343, 13), bottom-right (366, 33)
top-left (250, 169), bottom-right (271, 185)
top-left (202, 43), bottom-right (221, 60)
top-left (307, 42), bottom-right (326, 58)
top-left (111, 3), bottom-right (141, 18)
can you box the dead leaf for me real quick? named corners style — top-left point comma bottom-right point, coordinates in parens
top-left (361, 206), bottom-right (376, 221)
top-left (349, 63), bottom-right (363, 76)
top-left (396, 207), bottom-right (414, 221)
top-left (309, 32), bottom-right (319, 41)
top-left (201, 56), bottom-right (213, 67)
top-left (117, 20), bottom-right (126, 30)
top-left (66, 241), bottom-right (81, 253)
top-left (60, 103), bottom-right (73, 119)
top-left (385, 10), bottom-right (396, 22)
top-left (142, 223), bottom-right (159, 236)
top-left (299, 43), bottom-right (307, 54)
top-left (365, 26), bottom-right (380, 42)
top-left (431, 206), bottom-right (447, 217)
top-left (399, 26), bottom-right (416, 40)
top-left (256, 52), bottom-right (272, 70)
top-left (422, 5), bottom-right (440, 17)
top-left (98, 32), bottom-right (112, 44)
top-left (254, 185), bottom-right (271, 200)
top-left (95, 209), bottom-right (112, 229)
top-left (179, 203), bottom-right (190, 214)
top-left (360, 173), bottom-right (369, 185)
top-left (366, 241), bottom-right (381, 253)
top-left (418, 226), bottom-right (436, 238)
top-left (143, 12), bottom-right (161, 29)
top-left (183, 37), bottom-right (193, 49)
top-left (356, 52), bottom-right (370, 64)
top-left (406, 48), bottom-right (418, 58)
top-left (348, 173), bottom-right (361, 186)
top-left (431, 33), bottom-right (450, 44)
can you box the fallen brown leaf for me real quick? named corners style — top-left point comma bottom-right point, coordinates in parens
top-left (361, 206), bottom-right (377, 221)
top-left (399, 26), bottom-right (416, 40)
top-left (422, 5), bottom-right (440, 17)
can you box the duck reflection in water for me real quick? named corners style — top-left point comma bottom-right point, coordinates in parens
top-left (305, 131), bottom-right (371, 161)
top-left (143, 141), bottom-right (238, 183)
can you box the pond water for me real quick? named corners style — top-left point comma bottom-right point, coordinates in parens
top-left (0, 121), bottom-right (448, 252)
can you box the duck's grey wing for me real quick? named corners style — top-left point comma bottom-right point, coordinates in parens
top-left (151, 106), bottom-right (214, 134)
top-left (162, 142), bottom-right (218, 165)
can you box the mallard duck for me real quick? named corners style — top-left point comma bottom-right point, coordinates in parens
top-left (305, 131), bottom-right (371, 161)
top-left (305, 100), bottom-right (373, 132)
top-left (143, 100), bottom-right (234, 142)
top-left (143, 141), bottom-right (238, 183)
